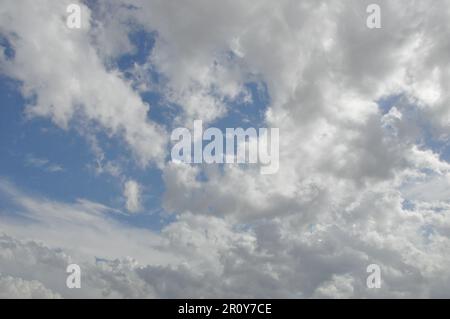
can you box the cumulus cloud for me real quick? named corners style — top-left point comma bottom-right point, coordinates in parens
top-left (1, 176), bottom-right (450, 298)
top-left (1, 0), bottom-right (450, 298)
top-left (0, 275), bottom-right (61, 299)
top-left (0, 0), bottom-right (166, 167)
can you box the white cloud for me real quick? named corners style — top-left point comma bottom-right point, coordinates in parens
top-left (24, 154), bottom-right (64, 173)
top-left (0, 0), bottom-right (167, 167)
top-left (0, 275), bottom-right (61, 299)
top-left (0, 179), bottom-right (178, 266)
top-left (123, 180), bottom-right (141, 213)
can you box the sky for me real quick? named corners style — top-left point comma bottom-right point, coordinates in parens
top-left (1, 0), bottom-right (450, 298)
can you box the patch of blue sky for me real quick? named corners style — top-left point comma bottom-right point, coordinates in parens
top-left (190, 80), bottom-right (271, 180)
top-left (210, 49), bottom-right (271, 130)
top-left (114, 27), bottom-right (183, 130)
top-left (0, 35), bottom-right (15, 60)
top-left (401, 198), bottom-right (416, 211)
top-left (377, 93), bottom-right (450, 163)
top-left (376, 93), bottom-right (403, 115)
top-left (211, 81), bottom-right (270, 130)
top-left (142, 90), bottom-right (183, 132)
top-left (0, 76), bottom-right (118, 205)
top-left (117, 29), bottom-right (156, 69)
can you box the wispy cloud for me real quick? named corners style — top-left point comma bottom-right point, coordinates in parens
top-left (24, 154), bottom-right (64, 173)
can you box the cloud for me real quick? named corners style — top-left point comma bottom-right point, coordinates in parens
top-left (0, 275), bottom-right (61, 299)
top-left (24, 154), bottom-right (64, 173)
top-left (2, 0), bottom-right (450, 298)
top-left (0, 179), bottom-right (178, 266)
top-left (0, 0), bottom-right (167, 167)
top-left (1, 177), bottom-right (450, 298)
top-left (123, 180), bottom-right (141, 213)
